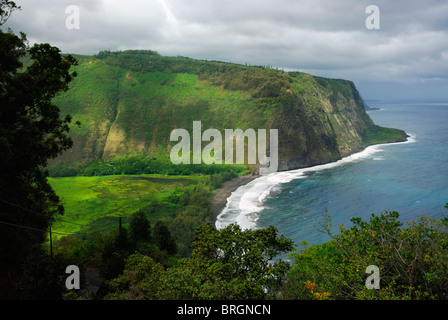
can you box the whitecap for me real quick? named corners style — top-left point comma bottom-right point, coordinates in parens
top-left (404, 133), bottom-right (416, 144)
top-left (215, 139), bottom-right (409, 230)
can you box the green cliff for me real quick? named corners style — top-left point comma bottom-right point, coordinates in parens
top-left (51, 50), bottom-right (407, 172)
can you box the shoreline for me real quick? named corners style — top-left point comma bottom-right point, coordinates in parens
top-left (211, 174), bottom-right (260, 225)
top-left (210, 136), bottom-right (411, 228)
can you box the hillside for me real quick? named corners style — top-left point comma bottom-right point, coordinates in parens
top-left (51, 50), bottom-right (408, 172)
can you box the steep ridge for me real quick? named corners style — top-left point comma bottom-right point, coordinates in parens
top-left (51, 50), bottom-right (408, 171)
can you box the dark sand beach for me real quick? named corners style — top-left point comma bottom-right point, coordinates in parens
top-left (211, 174), bottom-right (260, 226)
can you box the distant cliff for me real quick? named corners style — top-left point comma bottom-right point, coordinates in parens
top-left (51, 50), bottom-right (407, 172)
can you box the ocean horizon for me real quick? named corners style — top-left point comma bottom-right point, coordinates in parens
top-left (216, 101), bottom-right (448, 250)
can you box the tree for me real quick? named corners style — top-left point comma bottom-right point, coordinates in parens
top-left (159, 223), bottom-right (295, 299)
top-left (0, 0), bottom-right (78, 293)
top-left (100, 228), bottom-right (134, 280)
top-left (129, 210), bottom-right (151, 243)
top-left (20, 247), bottom-right (76, 300)
top-left (101, 223), bottom-right (294, 300)
top-left (153, 220), bottom-right (177, 255)
top-left (104, 253), bottom-right (164, 300)
top-left (0, 0), bottom-right (19, 25)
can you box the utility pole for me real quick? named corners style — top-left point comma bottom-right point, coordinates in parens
top-left (49, 225), bottom-right (53, 258)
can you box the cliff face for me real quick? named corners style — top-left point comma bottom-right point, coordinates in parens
top-left (273, 73), bottom-right (371, 170)
top-left (52, 51), bottom-right (407, 171)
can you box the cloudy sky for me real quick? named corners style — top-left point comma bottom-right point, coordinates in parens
top-left (4, 0), bottom-right (448, 102)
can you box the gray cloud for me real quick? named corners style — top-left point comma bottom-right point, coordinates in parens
top-left (3, 0), bottom-right (448, 101)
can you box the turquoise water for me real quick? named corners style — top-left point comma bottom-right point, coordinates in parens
top-left (216, 102), bottom-right (448, 248)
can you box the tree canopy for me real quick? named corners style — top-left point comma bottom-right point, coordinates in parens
top-left (0, 0), bottom-right (78, 297)
top-left (104, 223), bottom-right (295, 300)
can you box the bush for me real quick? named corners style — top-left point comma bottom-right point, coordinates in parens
top-left (284, 210), bottom-right (448, 300)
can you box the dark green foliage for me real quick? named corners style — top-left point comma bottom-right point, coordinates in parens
top-left (100, 228), bottom-right (134, 280)
top-left (177, 223), bottom-right (294, 299)
top-left (285, 210), bottom-right (448, 300)
top-left (47, 154), bottom-right (249, 177)
top-left (95, 50), bottom-right (160, 60)
top-left (153, 220), bottom-right (177, 255)
top-left (99, 209), bottom-right (175, 282)
top-left (52, 231), bottom-right (113, 270)
top-left (104, 252), bottom-right (164, 300)
top-left (61, 200), bottom-right (448, 300)
top-left (207, 170), bottom-right (238, 189)
top-left (130, 210), bottom-right (151, 243)
top-left (0, 2), bottom-right (78, 292)
top-left (103, 223), bottom-right (294, 300)
top-left (166, 183), bottom-right (214, 257)
top-left (19, 248), bottom-right (77, 300)
top-left (95, 50), bottom-right (291, 98)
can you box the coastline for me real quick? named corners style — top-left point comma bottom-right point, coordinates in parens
top-left (211, 174), bottom-right (260, 225)
top-left (210, 136), bottom-right (410, 228)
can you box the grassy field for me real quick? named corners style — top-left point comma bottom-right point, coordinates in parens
top-left (48, 174), bottom-right (207, 239)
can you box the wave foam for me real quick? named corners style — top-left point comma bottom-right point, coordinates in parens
top-left (215, 140), bottom-right (409, 230)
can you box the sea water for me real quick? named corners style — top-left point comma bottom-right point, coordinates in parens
top-left (216, 102), bottom-right (448, 248)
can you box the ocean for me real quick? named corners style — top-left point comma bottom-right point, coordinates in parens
top-left (216, 102), bottom-right (448, 249)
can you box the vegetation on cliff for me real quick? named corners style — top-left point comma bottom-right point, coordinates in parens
top-left (51, 50), bottom-right (408, 172)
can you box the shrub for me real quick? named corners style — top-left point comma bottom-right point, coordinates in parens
top-left (284, 210), bottom-right (448, 300)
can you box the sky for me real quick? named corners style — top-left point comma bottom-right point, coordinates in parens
top-left (3, 0), bottom-right (448, 102)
